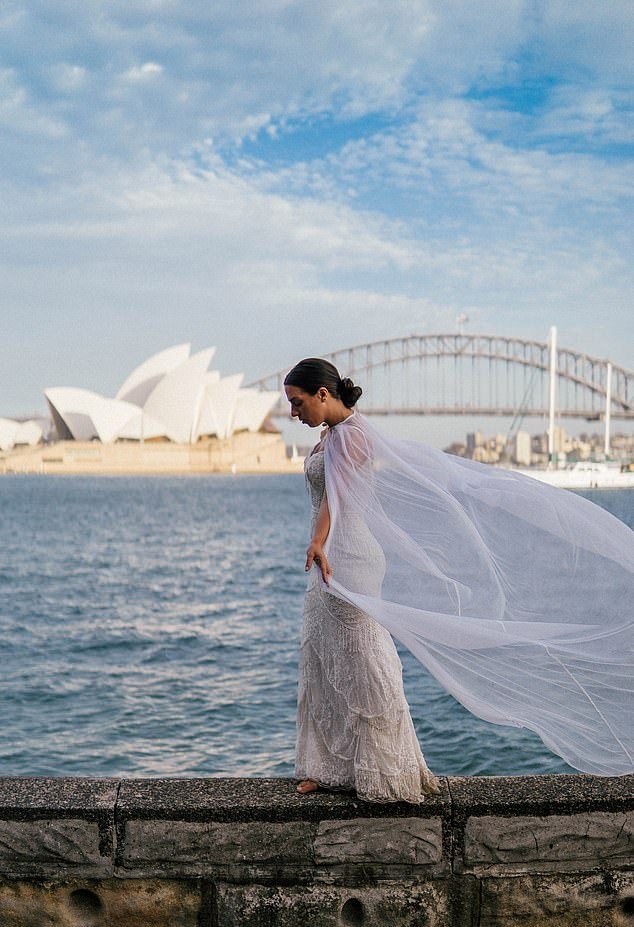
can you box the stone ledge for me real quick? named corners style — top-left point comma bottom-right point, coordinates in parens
top-left (0, 777), bottom-right (118, 819)
top-left (2, 774), bottom-right (629, 825)
top-left (0, 774), bottom-right (631, 881)
top-left (120, 818), bottom-right (317, 878)
top-left (115, 776), bottom-right (449, 822)
top-left (313, 817), bottom-right (443, 866)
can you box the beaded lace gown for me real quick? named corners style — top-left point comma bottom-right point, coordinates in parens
top-left (295, 441), bottom-right (441, 803)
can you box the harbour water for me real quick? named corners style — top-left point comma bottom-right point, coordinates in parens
top-left (1, 474), bottom-right (632, 779)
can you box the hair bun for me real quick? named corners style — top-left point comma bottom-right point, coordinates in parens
top-left (338, 376), bottom-right (363, 408)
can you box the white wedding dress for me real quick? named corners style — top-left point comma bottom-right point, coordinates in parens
top-left (295, 443), bottom-right (441, 803)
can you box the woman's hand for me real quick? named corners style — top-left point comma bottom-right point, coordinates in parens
top-left (305, 540), bottom-right (332, 584)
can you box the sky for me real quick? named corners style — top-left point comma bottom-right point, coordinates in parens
top-left (1, 1), bottom-right (632, 446)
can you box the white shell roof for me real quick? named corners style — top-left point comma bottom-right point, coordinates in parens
top-left (194, 373), bottom-right (243, 441)
top-left (45, 388), bottom-right (146, 444)
top-left (15, 420), bottom-right (43, 446)
top-left (190, 370), bottom-right (221, 441)
top-left (113, 409), bottom-right (170, 442)
top-left (0, 418), bottom-right (19, 451)
top-left (143, 348), bottom-right (215, 444)
top-left (0, 417), bottom-right (41, 451)
top-left (232, 389), bottom-right (279, 433)
top-left (116, 343), bottom-right (193, 406)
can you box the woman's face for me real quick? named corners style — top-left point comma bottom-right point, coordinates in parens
top-left (284, 385), bottom-right (326, 427)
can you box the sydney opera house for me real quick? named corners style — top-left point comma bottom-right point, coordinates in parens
top-left (1, 344), bottom-right (297, 474)
top-left (44, 343), bottom-right (279, 445)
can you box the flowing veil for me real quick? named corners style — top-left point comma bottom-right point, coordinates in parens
top-left (322, 409), bottom-right (634, 775)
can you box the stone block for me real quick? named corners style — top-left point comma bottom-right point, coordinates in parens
top-left (0, 776), bottom-right (117, 863)
top-left (216, 881), bottom-right (451, 927)
top-left (0, 877), bottom-right (202, 927)
top-left (0, 819), bottom-right (111, 877)
top-left (478, 870), bottom-right (634, 926)
top-left (462, 811), bottom-right (633, 875)
top-left (120, 818), bottom-right (315, 876)
top-left (314, 816), bottom-right (444, 867)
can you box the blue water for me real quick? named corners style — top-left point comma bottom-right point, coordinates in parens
top-left (1, 475), bottom-right (632, 779)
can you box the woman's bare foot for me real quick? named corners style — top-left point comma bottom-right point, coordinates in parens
top-left (296, 779), bottom-right (319, 794)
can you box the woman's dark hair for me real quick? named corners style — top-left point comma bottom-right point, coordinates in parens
top-left (284, 358), bottom-right (363, 408)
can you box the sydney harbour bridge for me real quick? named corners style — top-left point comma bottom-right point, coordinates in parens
top-left (248, 331), bottom-right (633, 424)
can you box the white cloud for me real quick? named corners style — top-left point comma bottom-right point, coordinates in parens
top-left (536, 87), bottom-right (633, 146)
top-left (122, 61), bottom-right (164, 82)
top-left (255, 94), bottom-right (632, 251)
top-left (1, 0), bottom-right (630, 171)
top-left (1, 152), bottom-right (630, 370)
top-left (0, 68), bottom-right (67, 138)
top-left (49, 63), bottom-right (87, 92)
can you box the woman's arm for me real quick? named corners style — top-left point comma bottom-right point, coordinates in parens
top-left (305, 489), bottom-right (332, 584)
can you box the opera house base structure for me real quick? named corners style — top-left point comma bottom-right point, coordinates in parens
top-left (0, 431), bottom-right (303, 476)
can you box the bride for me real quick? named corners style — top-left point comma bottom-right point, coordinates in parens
top-left (285, 358), bottom-right (634, 803)
top-left (285, 358), bottom-right (440, 802)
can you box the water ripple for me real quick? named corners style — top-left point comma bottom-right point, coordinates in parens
top-left (1, 474), bottom-right (630, 778)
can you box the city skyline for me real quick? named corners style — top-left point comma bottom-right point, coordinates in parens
top-left (6, 320), bottom-right (634, 447)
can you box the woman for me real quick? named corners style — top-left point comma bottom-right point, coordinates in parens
top-left (285, 358), bottom-right (634, 799)
top-left (285, 357), bottom-right (441, 802)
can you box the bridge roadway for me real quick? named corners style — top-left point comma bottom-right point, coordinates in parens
top-left (349, 406), bottom-right (610, 419)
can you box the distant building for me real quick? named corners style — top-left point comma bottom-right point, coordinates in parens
top-left (551, 426), bottom-right (568, 454)
top-left (456, 425), bottom-right (634, 469)
top-left (466, 431), bottom-right (483, 452)
top-left (513, 431), bottom-right (531, 466)
top-left (44, 344), bottom-right (279, 445)
top-left (472, 445), bottom-right (490, 463)
top-left (443, 441), bottom-right (467, 457)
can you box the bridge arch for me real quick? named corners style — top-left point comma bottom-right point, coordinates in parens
top-left (248, 333), bottom-right (633, 421)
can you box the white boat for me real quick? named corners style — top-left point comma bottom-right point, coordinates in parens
top-left (510, 328), bottom-right (633, 490)
top-left (514, 461), bottom-right (634, 490)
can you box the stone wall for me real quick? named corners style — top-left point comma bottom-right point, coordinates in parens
top-left (0, 774), bottom-right (632, 926)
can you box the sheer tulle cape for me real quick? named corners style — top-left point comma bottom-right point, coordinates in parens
top-left (321, 410), bottom-right (634, 775)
